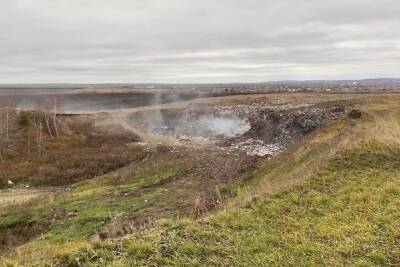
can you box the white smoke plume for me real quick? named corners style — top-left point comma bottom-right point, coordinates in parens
top-left (196, 115), bottom-right (250, 138)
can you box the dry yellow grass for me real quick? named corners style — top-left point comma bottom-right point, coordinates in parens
top-left (229, 93), bottom-right (400, 209)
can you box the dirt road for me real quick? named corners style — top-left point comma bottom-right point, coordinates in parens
top-left (0, 187), bottom-right (63, 207)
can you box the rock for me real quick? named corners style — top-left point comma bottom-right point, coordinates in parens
top-left (349, 109), bottom-right (362, 119)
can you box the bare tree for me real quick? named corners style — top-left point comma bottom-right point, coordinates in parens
top-left (0, 102), bottom-right (17, 159)
top-left (27, 135), bottom-right (31, 154)
top-left (32, 112), bottom-right (43, 153)
top-left (44, 111), bottom-right (54, 138)
top-left (40, 96), bottom-right (59, 138)
top-left (38, 121), bottom-right (42, 153)
top-left (5, 106), bottom-right (9, 140)
top-left (52, 96), bottom-right (59, 137)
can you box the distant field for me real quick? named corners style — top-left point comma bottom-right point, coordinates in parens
top-left (0, 91), bottom-right (215, 113)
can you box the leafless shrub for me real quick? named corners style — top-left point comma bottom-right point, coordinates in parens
top-left (192, 193), bottom-right (208, 218)
top-left (215, 185), bottom-right (223, 205)
top-left (0, 112), bottom-right (145, 187)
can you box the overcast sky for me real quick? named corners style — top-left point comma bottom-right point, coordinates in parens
top-left (1, 0), bottom-right (399, 83)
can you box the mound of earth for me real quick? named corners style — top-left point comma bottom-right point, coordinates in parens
top-left (127, 100), bottom-right (348, 157)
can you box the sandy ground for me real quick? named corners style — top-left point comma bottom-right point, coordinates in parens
top-left (0, 187), bottom-right (63, 207)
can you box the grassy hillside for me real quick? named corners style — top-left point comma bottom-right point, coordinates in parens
top-left (2, 94), bottom-right (400, 266)
top-left (55, 141), bottom-right (400, 266)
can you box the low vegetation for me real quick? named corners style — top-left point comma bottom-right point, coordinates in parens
top-left (0, 136), bottom-right (257, 262)
top-left (1, 94), bottom-right (400, 266)
top-left (54, 141), bottom-right (400, 266)
top-left (0, 111), bottom-right (142, 188)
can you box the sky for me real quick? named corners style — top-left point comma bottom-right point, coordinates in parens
top-left (0, 0), bottom-right (399, 83)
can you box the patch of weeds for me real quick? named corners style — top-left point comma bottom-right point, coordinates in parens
top-left (0, 200), bottom-right (53, 251)
top-left (132, 161), bottom-right (190, 188)
top-left (219, 184), bottom-right (238, 197)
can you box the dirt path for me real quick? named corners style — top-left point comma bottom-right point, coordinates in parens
top-left (0, 187), bottom-right (63, 207)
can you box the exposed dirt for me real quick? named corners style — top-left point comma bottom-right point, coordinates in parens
top-left (98, 145), bottom-right (259, 239)
top-left (122, 100), bottom-right (349, 158)
top-left (0, 187), bottom-right (63, 207)
top-left (0, 219), bottom-right (50, 251)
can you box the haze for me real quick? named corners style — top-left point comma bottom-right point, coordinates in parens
top-left (1, 0), bottom-right (399, 83)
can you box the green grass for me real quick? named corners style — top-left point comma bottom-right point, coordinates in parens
top-left (0, 158), bottom-right (193, 261)
top-left (53, 141), bottom-right (400, 266)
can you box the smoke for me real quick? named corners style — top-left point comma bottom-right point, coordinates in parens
top-left (149, 111), bottom-right (250, 139)
top-left (0, 88), bottom-right (208, 114)
top-left (148, 92), bottom-right (165, 126)
top-left (196, 115), bottom-right (250, 137)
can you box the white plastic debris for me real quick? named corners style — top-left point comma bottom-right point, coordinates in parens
top-left (234, 139), bottom-right (284, 157)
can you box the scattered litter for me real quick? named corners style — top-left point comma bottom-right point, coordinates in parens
top-left (141, 101), bottom-right (345, 160)
top-left (234, 140), bottom-right (284, 157)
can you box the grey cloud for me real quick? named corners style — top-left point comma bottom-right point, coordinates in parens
top-left (0, 0), bottom-right (399, 83)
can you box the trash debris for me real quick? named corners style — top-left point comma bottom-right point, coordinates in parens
top-left (132, 101), bottom-right (346, 160)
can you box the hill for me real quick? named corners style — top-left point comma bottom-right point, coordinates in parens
top-left (1, 93), bottom-right (400, 266)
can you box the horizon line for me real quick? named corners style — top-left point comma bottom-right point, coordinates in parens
top-left (0, 77), bottom-right (400, 86)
